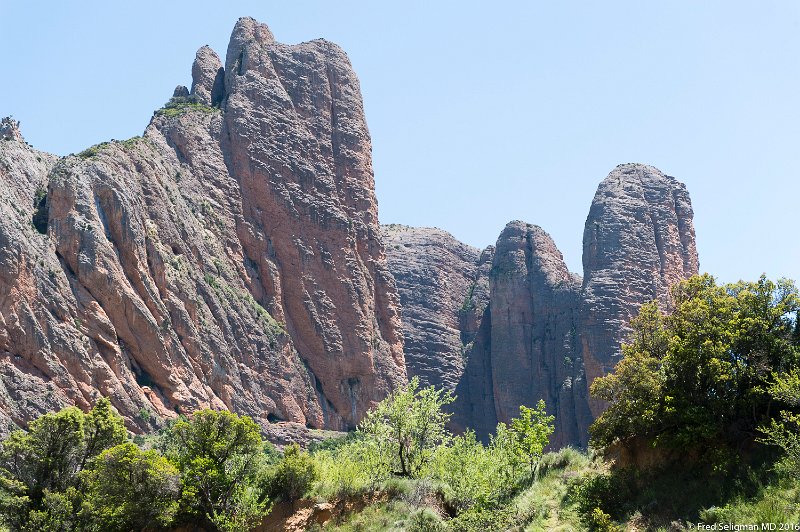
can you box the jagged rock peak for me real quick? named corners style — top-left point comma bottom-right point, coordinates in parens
top-left (225, 17), bottom-right (275, 77)
top-left (580, 163), bottom-right (698, 418)
top-left (0, 17), bottom-right (405, 440)
top-left (387, 164), bottom-right (698, 447)
top-left (191, 45), bottom-right (225, 106)
top-left (0, 117), bottom-right (23, 142)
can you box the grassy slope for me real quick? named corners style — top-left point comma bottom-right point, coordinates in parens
top-left (314, 448), bottom-right (799, 531)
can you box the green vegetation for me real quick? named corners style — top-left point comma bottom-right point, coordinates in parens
top-left (80, 443), bottom-right (180, 531)
top-left (359, 376), bottom-right (455, 478)
top-left (580, 274), bottom-right (800, 528)
top-left (119, 136), bottom-right (146, 150)
top-left (1, 274), bottom-right (798, 530)
top-left (591, 274), bottom-right (799, 455)
top-left (267, 443), bottom-right (318, 501)
top-left (31, 184), bottom-right (48, 234)
top-left (155, 95), bottom-right (220, 118)
top-left (76, 142), bottom-right (110, 159)
top-left (202, 272), bottom-right (286, 337)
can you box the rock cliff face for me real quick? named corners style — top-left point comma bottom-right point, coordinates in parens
top-left (380, 225), bottom-right (488, 392)
top-left (385, 163), bottom-right (698, 446)
top-left (0, 17), bottom-right (405, 436)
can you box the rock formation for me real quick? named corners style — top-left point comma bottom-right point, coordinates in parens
top-left (1, 15), bottom-right (699, 449)
top-left (0, 17), bottom-right (405, 437)
top-left (385, 163), bottom-right (698, 447)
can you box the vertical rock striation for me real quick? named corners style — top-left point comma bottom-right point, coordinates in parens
top-left (579, 163), bottom-right (698, 416)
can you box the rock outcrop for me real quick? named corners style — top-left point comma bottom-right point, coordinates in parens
top-left (0, 17), bottom-right (405, 437)
top-left (386, 164), bottom-right (698, 446)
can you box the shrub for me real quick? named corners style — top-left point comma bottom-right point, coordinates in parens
top-left (568, 470), bottom-right (633, 524)
top-left (165, 409), bottom-right (269, 529)
top-left (587, 507), bottom-right (621, 532)
top-left (312, 444), bottom-right (372, 499)
top-left (407, 507), bottom-right (446, 532)
top-left (428, 430), bottom-right (499, 512)
top-left (268, 444), bottom-right (318, 502)
top-left (590, 275), bottom-right (800, 462)
top-left (448, 505), bottom-right (514, 532)
top-left (537, 446), bottom-right (587, 478)
top-left (359, 376), bottom-right (454, 478)
top-left (0, 398), bottom-right (126, 529)
top-left (509, 400), bottom-right (555, 475)
top-left (154, 95), bottom-right (219, 118)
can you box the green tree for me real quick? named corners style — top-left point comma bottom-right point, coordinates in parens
top-left (24, 487), bottom-right (81, 532)
top-left (590, 274), bottom-right (800, 454)
top-left (759, 368), bottom-right (800, 475)
top-left (80, 442), bottom-right (180, 531)
top-left (429, 430), bottom-right (502, 512)
top-left (358, 376), bottom-right (454, 478)
top-left (490, 421), bottom-right (524, 484)
top-left (509, 400), bottom-right (555, 475)
top-left (589, 303), bottom-right (667, 447)
top-left (0, 398), bottom-right (126, 529)
top-left (165, 409), bottom-right (269, 530)
top-left (80, 398), bottom-right (127, 470)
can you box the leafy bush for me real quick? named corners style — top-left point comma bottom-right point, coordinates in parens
top-left (509, 400), bottom-right (555, 475)
top-left (268, 444), bottom-right (318, 502)
top-left (537, 446), bottom-right (588, 477)
top-left (76, 142), bottom-right (110, 159)
top-left (0, 398), bottom-right (126, 530)
top-left (155, 95), bottom-right (219, 118)
top-left (312, 441), bottom-right (373, 499)
top-left (359, 376), bottom-right (454, 478)
top-left (80, 442), bottom-right (180, 531)
top-left (428, 430), bottom-right (502, 512)
top-left (759, 368), bottom-right (800, 475)
top-left (587, 507), bottom-right (621, 532)
top-left (448, 505), bottom-right (514, 532)
top-left (406, 507), bottom-right (446, 532)
top-left (164, 409), bottom-right (270, 529)
top-left (567, 470), bottom-right (634, 523)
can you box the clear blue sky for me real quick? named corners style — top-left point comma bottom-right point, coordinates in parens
top-left (1, 1), bottom-right (798, 284)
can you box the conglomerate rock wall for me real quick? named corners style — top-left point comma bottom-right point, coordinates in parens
top-left (1, 17), bottom-right (698, 448)
top-left (0, 17), bottom-right (406, 437)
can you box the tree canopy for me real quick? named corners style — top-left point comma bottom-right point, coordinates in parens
top-left (590, 274), bottom-right (800, 454)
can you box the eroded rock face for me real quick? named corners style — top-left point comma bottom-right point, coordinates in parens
top-left (0, 17), bottom-right (405, 436)
top-left (381, 225), bottom-right (487, 391)
top-left (191, 45), bottom-right (225, 106)
top-left (388, 164), bottom-right (698, 446)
